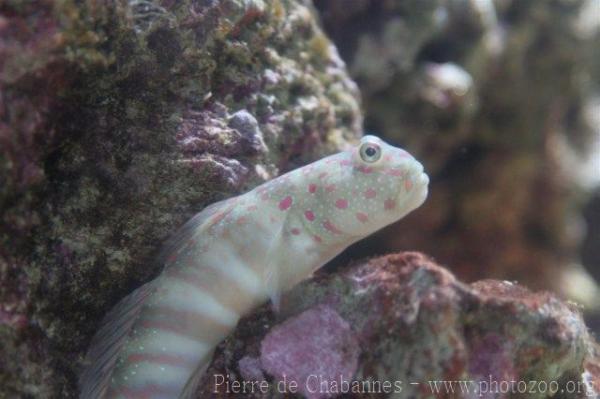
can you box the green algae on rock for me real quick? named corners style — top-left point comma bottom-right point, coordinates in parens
top-left (0, 0), bottom-right (361, 396)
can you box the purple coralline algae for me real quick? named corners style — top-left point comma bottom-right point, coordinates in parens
top-left (260, 305), bottom-right (359, 399)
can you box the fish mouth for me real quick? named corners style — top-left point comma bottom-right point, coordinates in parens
top-left (416, 171), bottom-right (429, 188)
top-left (400, 163), bottom-right (429, 209)
top-left (412, 171), bottom-right (429, 197)
top-left (410, 161), bottom-right (429, 189)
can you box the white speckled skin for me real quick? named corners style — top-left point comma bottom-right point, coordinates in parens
top-left (80, 135), bottom-right (429, 398)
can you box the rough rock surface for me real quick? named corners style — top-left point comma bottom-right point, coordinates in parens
top-left (199, 252), bottom-right (598, 399)
top-left (315, 0), bottom-right (600, 295)
top-left (0, 0), bottom-right (361, 396)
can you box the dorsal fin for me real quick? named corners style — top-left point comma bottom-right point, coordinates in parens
top-left (157, 197), bottom-right (236, 268)
top-left (79, 282), bottom-right (155, 398)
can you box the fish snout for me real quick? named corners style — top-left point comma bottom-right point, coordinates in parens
top-left (409, 160), bottom-right (429, 192)
top-left (410, 160), bottom-right (426, 178)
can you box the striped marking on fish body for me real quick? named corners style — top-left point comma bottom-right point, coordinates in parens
top-left (109, 329), bottom-right (211, 397)
top-left (106, 274), bottom-right (246, 397)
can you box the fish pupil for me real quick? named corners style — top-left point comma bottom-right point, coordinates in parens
top-left (365, 147), bottom-right (376, 157)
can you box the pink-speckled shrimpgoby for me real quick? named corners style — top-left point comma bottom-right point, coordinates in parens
top-left (79, 135), bottom-right (429, 398)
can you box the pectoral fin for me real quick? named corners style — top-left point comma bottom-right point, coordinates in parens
top-left (264, 264), bottom-right (282, 312)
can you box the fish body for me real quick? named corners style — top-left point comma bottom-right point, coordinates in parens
top-left (80, 135), bottom-right (429, 398)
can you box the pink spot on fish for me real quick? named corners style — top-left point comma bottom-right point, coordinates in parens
top-left (279, 196), bottom-right (293, 211)
top-left (308, 183), bottom-right (317, 194)
top-left (364, 188), bottom-right (377, 199)
top-left (405, 179), bottom-right (413, 191)
top-left (236, 216), bottom-right (247, 225)
top-left (304, 210), bottom-right (315, 221)
top-left (261, 192), bottom-right (269, 201)
top-left (356, 212), bottom-right (369, 223)
top-left (384, 199), bottom-right (396, 210)
top-left (323, 220), bottom-right (343, 235)
top-left (208, 209), bottom-right (231, 227)
top-left (325, 184), bottom-right (336, 193)
top-left (339, 159), bottom-right (352, 166)
top-left (291, 228), bottom-right (301, 235)
top-left (247, 205), bottom-right (258, 211)
top-left (355, 165), bottom-right (374, 174)
top-left (385, 168), bottom-right (404, 177)
top-left (335, 199), bottom-right (348, 209)
top-left (319, 172), bottom-right (328, 179)
top-left (302, 166), bottom-right (313, 175)
top-left (313, 235), bottom-right (322, 243)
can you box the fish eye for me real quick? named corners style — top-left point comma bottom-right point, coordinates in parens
top-left (359, 142), bottom-right (382, 163)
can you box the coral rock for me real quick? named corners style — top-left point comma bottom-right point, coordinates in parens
top-left (200, 253), bottom-right (598, 398)
top-left (260, 305), bottom-right (359, 399)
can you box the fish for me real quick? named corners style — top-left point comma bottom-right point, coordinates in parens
top-left (79, 135), bottom-right (429, 398)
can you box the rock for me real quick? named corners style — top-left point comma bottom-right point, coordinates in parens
top-left (0, 0), bottom-right (361, 396)
top-left (260, 305), bottom-right (359, 399)
top-left (227, 109), bottom-right (268, 154)
top-left (199, 253), bottom-right (598, 398)
top-left (586, 343), bottom-right (600, 398)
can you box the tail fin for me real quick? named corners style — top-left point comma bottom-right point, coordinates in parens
top-left (79, 282), bottom-right (155, 398)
